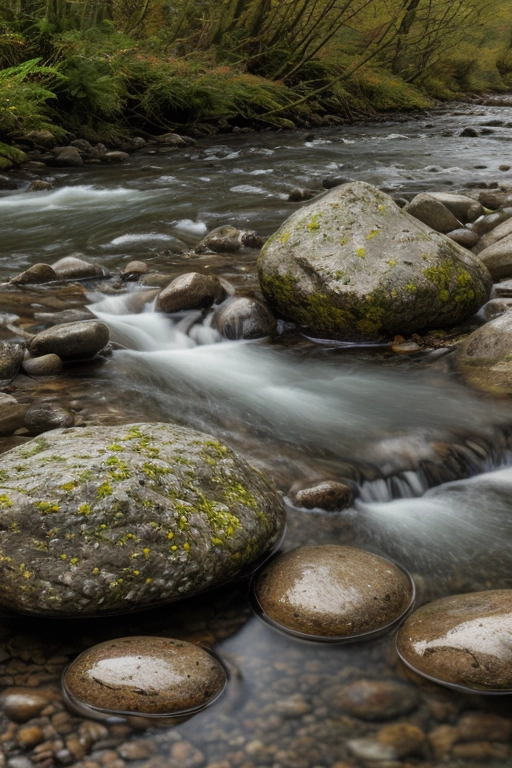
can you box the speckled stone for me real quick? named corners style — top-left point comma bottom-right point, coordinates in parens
top-left (252, 545), bottom-right (414, 639)
top-left (63, 637), bottom-right (227, 717)
top-left (397, 589), bottom-right (512, 691)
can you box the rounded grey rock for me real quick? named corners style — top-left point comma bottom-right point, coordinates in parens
top-left (156, 272), bottom-right (226, 313)
top-left (24, 401), bottom-right (74, 434)
top-left (51, 256), bottom-right (107, 281)
top-left (455, 312), bottom-right (512, 395)
top-left (404, 193), bottom-right (462, 234)
top-left (397, 590), bottom-right (512, 692)
top-left (27, 320), bottom-right (109, 360)
top-left (212, 297), bottom-right (276, 339)
top-left (63, 636), bottom-right (226, 717)
top-left (0, 423), bottom-right (284, 616)
top-left (445, 229), bottom-right (479, 249)
top-left (252, 544), bottom-right (414, 640)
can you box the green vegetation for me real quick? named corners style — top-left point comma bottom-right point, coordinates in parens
top-left (0, 0), bottom-right (512, 141)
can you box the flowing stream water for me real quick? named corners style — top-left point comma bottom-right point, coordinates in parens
top-left (2, 102), bottom-right (512, 766)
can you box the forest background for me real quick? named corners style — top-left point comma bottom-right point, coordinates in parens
top-left (2, 0), bottom-right (512, 143)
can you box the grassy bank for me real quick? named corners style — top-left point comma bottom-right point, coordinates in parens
top-left (1, 0), bottom-right (512, 144)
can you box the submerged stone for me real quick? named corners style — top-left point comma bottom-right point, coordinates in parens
top-left (252, 545), bottom-right (414, 640)
top-left (396, 590), bottom-right (512, 692)
top-left (0, 423), bottom-right (284, 617)
top-left (62, 636), bottom-right (226, 718)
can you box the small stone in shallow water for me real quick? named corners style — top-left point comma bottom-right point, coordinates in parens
top-left (396, 589), bottom-right (512, 692)
top-left (62, 637), bottom-right (227, 719)
top-left (252, 545), bottom-right (414, 640)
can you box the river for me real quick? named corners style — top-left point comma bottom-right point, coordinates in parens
top-left (2, 102), bottom-right (512, 767)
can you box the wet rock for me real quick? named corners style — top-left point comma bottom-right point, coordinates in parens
top-left (0, 342), bottom-right (24, 384)
top-left (460, 127), bottom-right (479, 137)
top-left (346, 737), bottom-right (397, 761)
top-left (33, 307), bottom-right (94, 327)
top-left (27, 320), bottom-right (110, 360)
top-left (22, 353), bottom-right (63, 376)
top-left (27, 180), bottom-right (52, 192)
top-left (104, 151), bottom-right (129, 163)
top-left (328, 679), bottom-right (420, 721)
top-left (322, 176), bottom-right (353, 190)
top-left (376, 723), bottom-right (425, 758)
top-left (63, 637), bottom-right (226, 718)
top-left (51, 256), bottom-right (107, 281)
top-left (24, 401), bottom-right (75, 434)
top-left (156, 133), bottom-right (188, 146)
top-left (0, 422), bottom-right (284, 616)
top-left (21, 130), bottom-right (57, 149)
top-left (240, 231), bottom-right (265, 249)
top-left (288, 479), bottom-right (354, 511)
top-left (470, 207), bottom-right (512, 237)
top-left (457, 712), bottom-right (512, 742)
top-left (0, 394), bottom-right (27, 436)
top-left (404, 193), bottom-right (462, 234)
top-left (252, 545), bottom-right (414, 639)
top-left (10, 264), bottom-right (57, 286)
top-left (427, 192), bottom-right (483, 223)
top-left (428, 725), bottom-right (459, 759)
top-left (478, 213), bottom-right (512, 251)
top-left (478, 190), bottom-right (512, 210)
top-left (455, 312), bottom-right (512, 395)
top-left (481, 297), bottom-right (512, 320)
top-left (121, 261), bottom-right (148, 281)
top-left (197, 226), bottom-right (246, 254)
top-left (451, 742), bottom-right (510, 761)
top-left (211, 297), bottom-right (276, 339)
top-left (287, 188), bottom-right (316, 202)
top-left (396, 589), bottom-right (512, 691)
top-left (51, 147), bottom-right (83, 167)
top-left (257, 181), bottom-right (492, 340)
top-left (477, 234), bottom-right (512, 279)
top-left (156, 273), bottom-right (226, 313)
top-left (445, 228), bottom-right (479, 249)
top-left (0, 687), bottom-right (59, 722)
top-left (494, 278), bottom-right (512, 297)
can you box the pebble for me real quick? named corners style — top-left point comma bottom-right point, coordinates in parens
top-left (252, 545), bottom-right (414, 640)
top-left (327, 679), bottom-right (420, 720)
top-left (63, 637), bottom-right (227, 718)
top-left (396, 589), bottom-right (512, 691)
top-left (24, 401), bottom-right (74, 434)
top-left (428, 724), bottom-right (459, 759)
top-left (457, 711), bottom-right (512, 742)
top-left (117, 740), bottom-right (155, 761)
top-left (376, 723), bottom-right (425, 757)
top-left (22, 354), bottom-right (63, 376)
top-left (16, 725), bottom-right (45, 747)
top-left (451, 741), bottom-right (510, 761)
top-left (0, 688), bottom-right (55, 722)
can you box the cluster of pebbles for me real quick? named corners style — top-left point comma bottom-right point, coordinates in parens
top-left (1, 560), bottom-right (512, 768)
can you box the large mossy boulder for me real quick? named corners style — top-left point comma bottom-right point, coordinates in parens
top-left (0, 423), bottom-right (284, 617)
top-left (257, 182), bottom-right (492, 340)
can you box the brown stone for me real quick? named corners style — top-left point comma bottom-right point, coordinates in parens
top-left (63, 636), bottom-right (227, 717)
top-left (156, 273), bottom-right (226, 313)
top-left (252, 545), bottom-right (414, 639)
top-left (396, 590), bottom-right (512, 691)
top-left (451, 741), bottom-right (510, 761)
top-left (428, 725), bottom-right (459, 759)
top-left (327, 679), bottom-right (419, 720)
top-left (457, 712), bottom-right (512, 742)
top-left (289, 480), bottom-right (354, 511)
top-left (376, 723), bottom-right (425, 757)
top-left (0, 687), bottom-right (57, 722)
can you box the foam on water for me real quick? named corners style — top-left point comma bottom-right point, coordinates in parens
top-left (0, 185), bottom-right (149, 212)
top-left (356, 467), bottom-right (512, 582)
